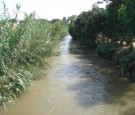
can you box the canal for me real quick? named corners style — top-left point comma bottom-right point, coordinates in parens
top-left (1, 35), bottom-right (135, 115)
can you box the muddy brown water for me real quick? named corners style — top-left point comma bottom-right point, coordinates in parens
top-left (1, 35), bottom-right (135, 115)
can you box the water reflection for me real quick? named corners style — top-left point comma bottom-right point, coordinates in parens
top-left (60, 35), bottom-right (72, 55)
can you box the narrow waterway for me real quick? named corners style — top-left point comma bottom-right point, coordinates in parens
top-left (1, 35), bottom-right (135, 115)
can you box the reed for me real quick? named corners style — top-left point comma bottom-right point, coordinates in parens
top-left (0, 3), bottom-right (67, 109)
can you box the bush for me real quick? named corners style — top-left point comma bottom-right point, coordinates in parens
top-left (96, 43), bottom-right (118, 58)
top-left (114, 47), bottom-right (132, 65)
top-left (119, 51), bottom-right (135, 70)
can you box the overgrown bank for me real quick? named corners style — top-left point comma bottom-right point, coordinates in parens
top-left (0, 4), bottom-right (67, 108)
top-left (68, 0), bottom-right (135, 81)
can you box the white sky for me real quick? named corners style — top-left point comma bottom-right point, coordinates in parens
top-left (0, 0), bottom-right (106, 20)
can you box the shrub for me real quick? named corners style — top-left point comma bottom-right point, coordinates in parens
top-left (114, 47), bottom-right (132, 65)
top-left (119, 51), bottom-right (135, 70)
top-left (96, 43), bottom-right (118, 58)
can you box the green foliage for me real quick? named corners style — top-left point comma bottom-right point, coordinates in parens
top-left (118, 0), bottom-right (135, 39)
top-left (114, 47), bottom-right (132, 65)
top-left (102, 0), bottom-right (124, 40)
top-left (69, 8), bottom-right (105, 48)
top-left (68, 20), bottom-right (77, 39)
top-left (0, 4), bottom-right (67, 108)
top-left (118, 50), bottom-right (135, 81)
top-left (67, 15), bottom-right (77, 24)
top-left (119, 51), bottom-right (135, 70)
top-left (96, 43), bottom-right (118, 58)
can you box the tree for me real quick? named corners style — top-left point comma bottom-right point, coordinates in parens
top-left (118, 0), bottom-right (135, 45)
top-left (67, 15), bottom-right (77, 24)
top-left (62, 17), bottom-right (67, 25)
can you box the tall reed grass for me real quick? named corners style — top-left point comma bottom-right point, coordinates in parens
top-left (0, 3), bottom-right (67, 109)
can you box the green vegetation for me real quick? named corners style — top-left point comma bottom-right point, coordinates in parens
top-left (68, 0), bottom-right (135, 81)
top-left (0, 3), bottom-right (67, 109)
top-left (96, 43), bottom-right (118, 59)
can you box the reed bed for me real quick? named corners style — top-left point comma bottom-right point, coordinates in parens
top-left (0, 4), bottom-right (67, 109)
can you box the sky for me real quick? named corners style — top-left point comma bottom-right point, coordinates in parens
top-left (0, 0), bottom-right (106, 20)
